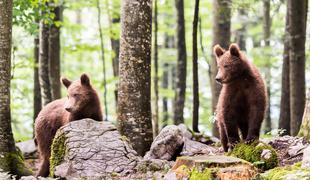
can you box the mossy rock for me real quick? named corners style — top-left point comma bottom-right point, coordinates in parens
top-left (167, 155), bottom-right (258, 179)
top-left (227, 142), bottom-right (278, 170)
top-left (261, 162), bottom-right (310, 180)
top-left (0, 148), bottom-right (33, 178)
top-left (49, 130), bottom-right (67, 177)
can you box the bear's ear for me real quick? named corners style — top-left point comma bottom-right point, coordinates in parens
top-left (61, 77), bottom-right (72, 88)
top-left (213, 44), bottom-right (225, 58)
top-left (80, 73), bottom-right (90, 86)
top-left (229, 43), bottom-right (240, 57)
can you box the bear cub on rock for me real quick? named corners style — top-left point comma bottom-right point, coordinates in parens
top-left (35, 73), bottom-right (103, 177)
top-left (214, 43), bottom-right (267, 152)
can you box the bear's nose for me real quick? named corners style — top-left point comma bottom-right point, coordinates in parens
top-left (65, 107), bottom-right (72, 112)
top-left (215, 77), bottom-right (222, 83)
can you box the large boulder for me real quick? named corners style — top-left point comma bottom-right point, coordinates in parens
top-left (50, 119), bottom-right (141, 179)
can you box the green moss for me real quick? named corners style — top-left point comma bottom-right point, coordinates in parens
top-left (49, 131), bottom-right (67, 177)
top-left (189, 168), bottom-right (215, 180)
top-left (298, 124), bottom-right (310, 139)
top-left (0, 149), bottom-right (33, 177)
top-left (261, 163), bottom-right (310, 180)
top-left (227, 142), bottom-right (278, 170)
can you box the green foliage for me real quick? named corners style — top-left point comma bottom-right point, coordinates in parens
top-left (228, 142), bottom-right (278, 171)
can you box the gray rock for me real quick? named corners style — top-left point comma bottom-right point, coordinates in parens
top-left (16, 139), bottom-right (37, 158)
top-left (52, 119), bottom-right (140, 179)
top-left (302, 145), bottom-right (310, 168)
top-left (177, 124), bottom-right (192, 139)
top-left (181, 138), bottom-right (218, 156)
top-left (144, 125), bottom-right (184, 161)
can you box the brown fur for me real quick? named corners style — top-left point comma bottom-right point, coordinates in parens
top-left (213, 43), bottom-right (267, 152)
top-left (35, 73), bottom-right (103, 177)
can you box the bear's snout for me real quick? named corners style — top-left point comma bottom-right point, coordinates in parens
top-left (65, 107), bottom-right (73, 112)
top-left (215, 76), bottom-right (222, 83)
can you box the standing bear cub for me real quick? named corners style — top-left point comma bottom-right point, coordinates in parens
top-left (214, 43), bottom-right (267, 152)
top-left (35, 74), bottom-right (103, 177)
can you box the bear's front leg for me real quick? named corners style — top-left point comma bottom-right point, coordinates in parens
top-left (224, 119), bottom-right (240, 149)
top-left (246, 105), bottom-right (265, 143)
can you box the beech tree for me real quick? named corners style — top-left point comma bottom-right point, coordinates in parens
top-left (211, 0), bottom-right (231, 137)
top-left (173, 0), bottom-right (187, 125)
top-left (0, 0), bottom-right (30, 175)
top-left (117, 0), bottom-right (153, 156)
top-left (288, 0), bottom-right (308, 136)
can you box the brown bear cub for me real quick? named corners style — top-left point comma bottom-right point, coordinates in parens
top-left (213, 43), bottom-right (267, 152)
top-left (35, 74), bottom-right (103, 177)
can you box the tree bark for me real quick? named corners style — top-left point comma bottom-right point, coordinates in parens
top-left (33, 30), bottom-right (41, 137)
top-left (263, 0), bottom-right (272, 133)
top-left (288, 0), bottom-right (308, 136)
top-left (173, 0), bottom-right (187, 125)
top-left (211, 0), bottom-right (231, 137)
top-left (0, 0), bottom-right (30, 175)
top-left (153, 0), bottom-right (159, 136)
top-left (49, 5), bottom-right (61, 100)
top-left (235, 9), bottom-right (246, 51)
top-left (279, 1), bottom-right (290, 135)
top-left (118, 0), bottom-right (153, 156)
top-left (298, 89), bottom-right (310, 139)
top-left (39, 16), bottom-right (52, 106)
top-left (192, 0), bottom-right (200, 133)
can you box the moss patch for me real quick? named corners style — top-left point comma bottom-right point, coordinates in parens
top-left (49, 131), bottom-right (67, 177)
top-left (227, 142), bottom-right (278, 171)
top-left (261, 162), bottom-right (310, 180)
top-left (0, 148), bottom-right (33, 177)
top-left (190, 168), bottom-right (215, 180)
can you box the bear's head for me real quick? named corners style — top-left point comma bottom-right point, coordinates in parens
top-left (213, 43), bottom-right (248, 84)
top-left (61, 73), bottom-right (96, 113)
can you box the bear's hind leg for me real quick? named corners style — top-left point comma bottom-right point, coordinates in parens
top-left (36, 155), bottom-right (50, 177)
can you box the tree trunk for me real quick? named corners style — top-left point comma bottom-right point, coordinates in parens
top-left (263, 0), bottom-right (272, 133)
top-left (279, 1), bottom-right (290, 135)
top-left (108, 0), bottom-right (120, 107)
top-left (153, 0), bottom-right (159, 136)
top-left (288, 0), bottom-right (308, 136)
top-left (162, 63), bottom-right (169, 128)
top-left (96, 0), bottom-right (108, 121)
top-left (235, 9), bottom-right (246, 51)
top-left (0, 0), bottom-right (30, 175)
top-left (192, 0), bottom-right (200, 133)
top-left (33, 31), bottom-right (41, 137)
top-left (49, 5), bottom-right (61, 100)
top-left (173, 0), bottom-right (187, 125)
top-left (298, 89), bottom-right (310, 139)
top-left (211, 0), bottom-right (231, 137)
top-left (118, 0), bottom-right (153, 156)
top-left (39, 17), bottom-right (52, 106)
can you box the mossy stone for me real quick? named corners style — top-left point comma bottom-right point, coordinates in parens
top-left (227, 142), bottom-right (278, 170)
top-left (49, 130), bottom-right (67, 177)
top-left (261, 162), bottom-right (310, 180)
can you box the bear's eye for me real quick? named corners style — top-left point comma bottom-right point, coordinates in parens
top-left (73, 94), bottom-right (79, 97)
top-left (224, 65), bottom-right (229, 68)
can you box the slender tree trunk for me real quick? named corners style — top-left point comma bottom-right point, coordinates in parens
top-left (263, 0), bottom-right (272, 133)
top-left (288, 0), bottom-right (308, 136)
top-left (0, 0), bottom-right (30, 175)
top-left (118, 0), bottom-right (153, 156)
top-left (107, 0), bottom-right (120, 106)
top-left (39, 13), bottom-right (52, 106)
top-left (173, 0), bottom-right (187, 125)
top-left (162, 63), bottom-right (169, 128)
top-left (192, 0), bottom-right (200, 132)
top-left (279, 1), bottom-right (290, 135)
top-left (298, 89), bottom-right (310, 139)
top-left (33, 30), bottom-right (41, 137)
top-left (153, 0), bottom-right (159, 136)
top-left (235, 9), bottom-right (246, 51)
top-left (211, 0), bottom-right (231, 137)
top-left (49, 5), bottom-right (61, 100)
top-left (96, 0), bottom-right (108, 121)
